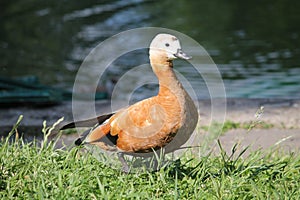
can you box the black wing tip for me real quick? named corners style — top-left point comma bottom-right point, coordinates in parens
top-left (60, 122), bottom-right (76, 130)
top-left (75, 138), bottom-right (83, 146)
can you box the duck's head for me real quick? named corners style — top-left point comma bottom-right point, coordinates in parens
top-left (149, 34), bottom-right (192, 61)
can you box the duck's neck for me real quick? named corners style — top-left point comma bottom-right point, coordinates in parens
top-left (150, 54), bottom-right (184, 97)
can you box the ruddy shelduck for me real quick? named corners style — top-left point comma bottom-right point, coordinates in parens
top-left (59, 34), bottom-right (198, 172)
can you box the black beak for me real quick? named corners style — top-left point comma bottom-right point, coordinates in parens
top-left (174, 49), bottom-right (192, 60)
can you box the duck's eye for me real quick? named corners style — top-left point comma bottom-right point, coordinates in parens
top-left (165, 43), bottom-right (170, 47)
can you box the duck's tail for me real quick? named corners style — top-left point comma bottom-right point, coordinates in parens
top-left (48, 112), bottom-right (114, 141)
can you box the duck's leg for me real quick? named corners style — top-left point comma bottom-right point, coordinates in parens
top-left (151, 149), bottom-right (166, 171)
top-left (117, 152), bottom-right (130, 173)
top-left (152, 158), bottom-right (159, 171)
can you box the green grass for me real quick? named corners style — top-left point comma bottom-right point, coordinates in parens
top-left (1, 117), bottom-right (300, 199)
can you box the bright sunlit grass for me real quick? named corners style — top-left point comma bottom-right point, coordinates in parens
top-left (1, 116), bottom-right (300, 199)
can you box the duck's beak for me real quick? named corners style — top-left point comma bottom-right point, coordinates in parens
top-left (174, 49), bottom-right (192, 60)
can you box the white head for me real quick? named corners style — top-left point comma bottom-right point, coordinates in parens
top-left (149, 33), bottom-right (191, 61)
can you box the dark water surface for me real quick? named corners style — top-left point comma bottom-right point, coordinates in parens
top-left (1, 0), bottom-right (300, 100)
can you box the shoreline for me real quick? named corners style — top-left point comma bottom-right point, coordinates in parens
top-left (1, 98), bottom-right (299, 133)
top-left (1, 98), bottom-right (299, 153)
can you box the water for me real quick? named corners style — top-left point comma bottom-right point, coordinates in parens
top-left (1, 0), bottom-right (300, 100)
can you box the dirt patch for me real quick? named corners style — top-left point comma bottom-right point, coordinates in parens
top-left (197, 98), bottom-right (300, 129)
top-left (210, 128), bottom-right (300, 156)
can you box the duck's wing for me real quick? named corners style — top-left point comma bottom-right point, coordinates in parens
top-left (60, 113), bottom-right (115, 130)
top-left (78, 97), bottom-right (181, 152)
top-left (108, 98), bottom-right (183, 152)
top-left (81, 98), bottom-right (167, 149)
top-left (111, 99), bottom-right (167, 136)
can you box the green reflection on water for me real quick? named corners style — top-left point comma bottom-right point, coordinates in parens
top-left (0, 0), bottom-right (299, 98)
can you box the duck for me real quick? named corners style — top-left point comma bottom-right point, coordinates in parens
top-left (59, 33), bottom-right (199, 172)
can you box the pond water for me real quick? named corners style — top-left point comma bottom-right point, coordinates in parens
top-left (1, 0), bottom-right (300, 100)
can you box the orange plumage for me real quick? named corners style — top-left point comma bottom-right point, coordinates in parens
top-left (60, 34), bottom-right (198, 171)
